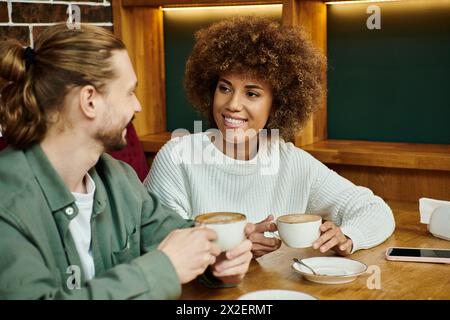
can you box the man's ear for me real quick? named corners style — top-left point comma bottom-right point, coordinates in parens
top-left (79, 85), bottom-right (100, 119)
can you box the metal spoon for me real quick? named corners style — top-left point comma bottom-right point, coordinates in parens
top-left (293, 258), bottom-right (319, 276)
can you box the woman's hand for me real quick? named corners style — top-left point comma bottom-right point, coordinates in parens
top-left (210, 224), bottom-right (254, 284)
top-left (248, 215), bottom-right (282, 258)
top-left (312, 221), bottom-right (353, 256)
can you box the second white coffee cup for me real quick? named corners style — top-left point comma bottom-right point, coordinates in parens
top-left (274, 214), bottom-right (322, 248)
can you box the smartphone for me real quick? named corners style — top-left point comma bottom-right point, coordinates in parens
top-left (385, 247), bottom-right (450, 264)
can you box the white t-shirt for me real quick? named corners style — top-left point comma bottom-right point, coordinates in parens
top-left (70, 173), bottom-right (96, 280)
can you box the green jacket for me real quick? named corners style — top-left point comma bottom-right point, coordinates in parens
top-left (0, 144), bottom-right (193, 299)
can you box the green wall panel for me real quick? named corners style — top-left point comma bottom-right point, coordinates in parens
top-left (327, 1), bottom-right (450, 144)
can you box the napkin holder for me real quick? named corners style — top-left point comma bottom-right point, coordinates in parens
top-left (428, 205), bottom-right (450, 241)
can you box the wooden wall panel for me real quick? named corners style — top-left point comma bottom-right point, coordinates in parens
top-left (112, 0), bottom-right (166, 136)
top-left (282, 0), bottom-right (327, 146)
top-left (329, 164), bottom-right (450, 203)
top-left (302, 139), bottom-right (450, 171)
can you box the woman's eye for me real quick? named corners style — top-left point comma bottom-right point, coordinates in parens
top-left (219, 85), bottom-right (231, 93)
top-left (247, 91), bottom-right (260, 98)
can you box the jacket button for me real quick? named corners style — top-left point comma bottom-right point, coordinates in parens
top-left (65, 207), bottom-right (74, 216)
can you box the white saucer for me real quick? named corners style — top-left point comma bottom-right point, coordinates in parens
top-left (292, 257), bottom-right (367, 284)
top-left (238, 289), bottom-right (317, 300)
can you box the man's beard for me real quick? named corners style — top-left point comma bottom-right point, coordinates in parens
top-left (96, 125), bottom-right (128, 152)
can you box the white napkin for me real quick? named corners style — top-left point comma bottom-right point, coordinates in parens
top-left (419, 197), bottom-right (450, 224)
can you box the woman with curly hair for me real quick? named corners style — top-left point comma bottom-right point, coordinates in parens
top-left (145, 16), bottom-right (395, 258)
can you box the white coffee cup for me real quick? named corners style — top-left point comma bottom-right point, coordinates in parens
top-left (195, 212), bottom-right (247, 252)
top-left (274, 214), bottom-right (322, 248)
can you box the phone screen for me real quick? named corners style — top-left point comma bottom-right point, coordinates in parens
top-left (389, 248), bottom-right (450, 258)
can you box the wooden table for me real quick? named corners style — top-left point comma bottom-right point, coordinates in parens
top-left (181, 201), bottom-right (450, 300)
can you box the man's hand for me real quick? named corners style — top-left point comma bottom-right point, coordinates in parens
top-left (248, 215), bottom-right (282, 258)
top-left (312, 221), bottom-right (353, 256)
top-left (210, 223), bottom-right (254, 285)
top-left (158, 226), bottom-right (221, 284)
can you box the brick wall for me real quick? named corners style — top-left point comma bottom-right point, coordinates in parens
top-left (0, 0), bottom-right (113, 47)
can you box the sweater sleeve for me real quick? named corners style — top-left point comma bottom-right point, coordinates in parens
top-left (144, 139), bottom-right (192, 219)
top-left (303, 151), bottom-right (395, 253)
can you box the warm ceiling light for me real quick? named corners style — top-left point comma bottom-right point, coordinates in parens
top-left (325, 0), bottom-right (405, 4)
top-left (162, 4), bottom-right (282, 12)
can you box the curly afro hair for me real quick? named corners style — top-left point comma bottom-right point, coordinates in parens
top-left (184, 16), bottom-right (325, 142)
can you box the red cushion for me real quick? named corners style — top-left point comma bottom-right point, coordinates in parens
top-left (0, 136), bottom-right (7, 152)
top-left (108, 123), bottom-right (149, 182)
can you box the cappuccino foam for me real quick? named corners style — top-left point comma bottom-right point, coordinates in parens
top-left (278, 214), bottom-right (321, 224)
top-left (196, 212), bottom-right (246, 224)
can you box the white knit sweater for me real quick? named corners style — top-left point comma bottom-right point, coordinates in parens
top-left (145, 133), bottom-right (395, 252)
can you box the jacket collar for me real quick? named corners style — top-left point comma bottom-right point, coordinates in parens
top-left (25, 143), bottom-right (109, 215)
top-left (25, 144), bottom-right (75, 213)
